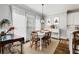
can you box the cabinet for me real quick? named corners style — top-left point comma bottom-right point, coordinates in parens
top-left (68, 12), bottom-right (79, 25)
top-left (51, 29), bottom-right (60, 39)
top-left (51, 17), bottom-right (60, 39)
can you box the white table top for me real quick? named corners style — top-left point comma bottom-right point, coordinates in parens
top-left (37, 32), bottom-right (45, 38)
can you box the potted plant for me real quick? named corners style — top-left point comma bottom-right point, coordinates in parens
top-left (0, 19), bottom-right (10, 36)
top-left (0, 19), bottom-right (10, 28)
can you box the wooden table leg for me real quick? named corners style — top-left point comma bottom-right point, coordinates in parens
top-left (2, 47), bottom-right (4, 54)
top-left (40, 38), bottom-right (42, 50)
top-left (21, 42), bottom-right (23, 54)
top-left (0, 47), bottom-right (2, 54)
top-left (20, 38), bottom-right (24, 54)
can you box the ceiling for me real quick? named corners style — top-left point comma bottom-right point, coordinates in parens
top-left (24, 4), bottom-right (79, 16)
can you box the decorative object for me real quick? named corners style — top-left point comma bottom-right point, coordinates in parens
top-left (54, 17), bottom-right (59, 25)
top-left (51, 25), bottom-right (55, 29)
top-left (48, 20), bottom-right (50, 23)
top-left (6, 26), bottom-right (15, 34)
top-left (0, 31), bottom-right (6, 36)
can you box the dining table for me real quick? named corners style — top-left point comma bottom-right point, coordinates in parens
top-left (0, 34), bottom-right (24, 54)
top-left (37, 30), bottom-right (50, 50)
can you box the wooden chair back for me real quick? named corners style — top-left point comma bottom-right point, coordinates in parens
top-left (31, 31), bottom-right (38, 40)
top-left (73, 31), bottom-right (79, 53)
top-left (73, 31), bottom-right (79, 44)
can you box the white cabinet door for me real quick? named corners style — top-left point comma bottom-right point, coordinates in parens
top-left (74, 12), bottom-right (79, 25)
top-left (68, 13), bottom-right (74, 25)
top-left (68, 12), bottom-right (79, 25)
top-left (51, 29), bottom-right (60, 39)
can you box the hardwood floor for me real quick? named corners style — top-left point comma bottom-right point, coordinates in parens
top-left (0, 38), bottom-right (70, 54)
top-left (54, 39), bottom-right (70, 54)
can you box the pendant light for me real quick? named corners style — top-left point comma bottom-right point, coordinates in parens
top-left (41, 4), bottom-right (44, 24)
top-left (41, 4), bottom-right (45, 30)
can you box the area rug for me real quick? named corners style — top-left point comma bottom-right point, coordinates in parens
top-left (23, 39), bottom-right (59, 54)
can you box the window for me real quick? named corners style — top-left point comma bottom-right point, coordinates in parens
top-left (12, 6), bottom-right (27, 41)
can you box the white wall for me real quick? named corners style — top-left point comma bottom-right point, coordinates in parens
top-left (0, 4), bottom-right (11, 22)
top-left (45, 12), bottom-right (67, 39)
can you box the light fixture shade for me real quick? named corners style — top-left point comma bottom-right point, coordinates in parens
top-left (41, 19), bottom-right (44, 24)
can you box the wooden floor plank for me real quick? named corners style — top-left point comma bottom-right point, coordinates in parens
top-left (54, 40), bottom-right (70, 54)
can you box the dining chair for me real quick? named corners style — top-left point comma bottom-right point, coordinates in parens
top-left (48, 31), bottom-right (51, 43)
top-left (31, 31), bottom-right (40, 50)
top-left (42, 32), bottom-right (49, 48)
top-left (73, 31), bottom-right (79, 54)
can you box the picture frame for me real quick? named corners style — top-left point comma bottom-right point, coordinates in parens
top-left (54, 17), bottom-right (59, 25)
